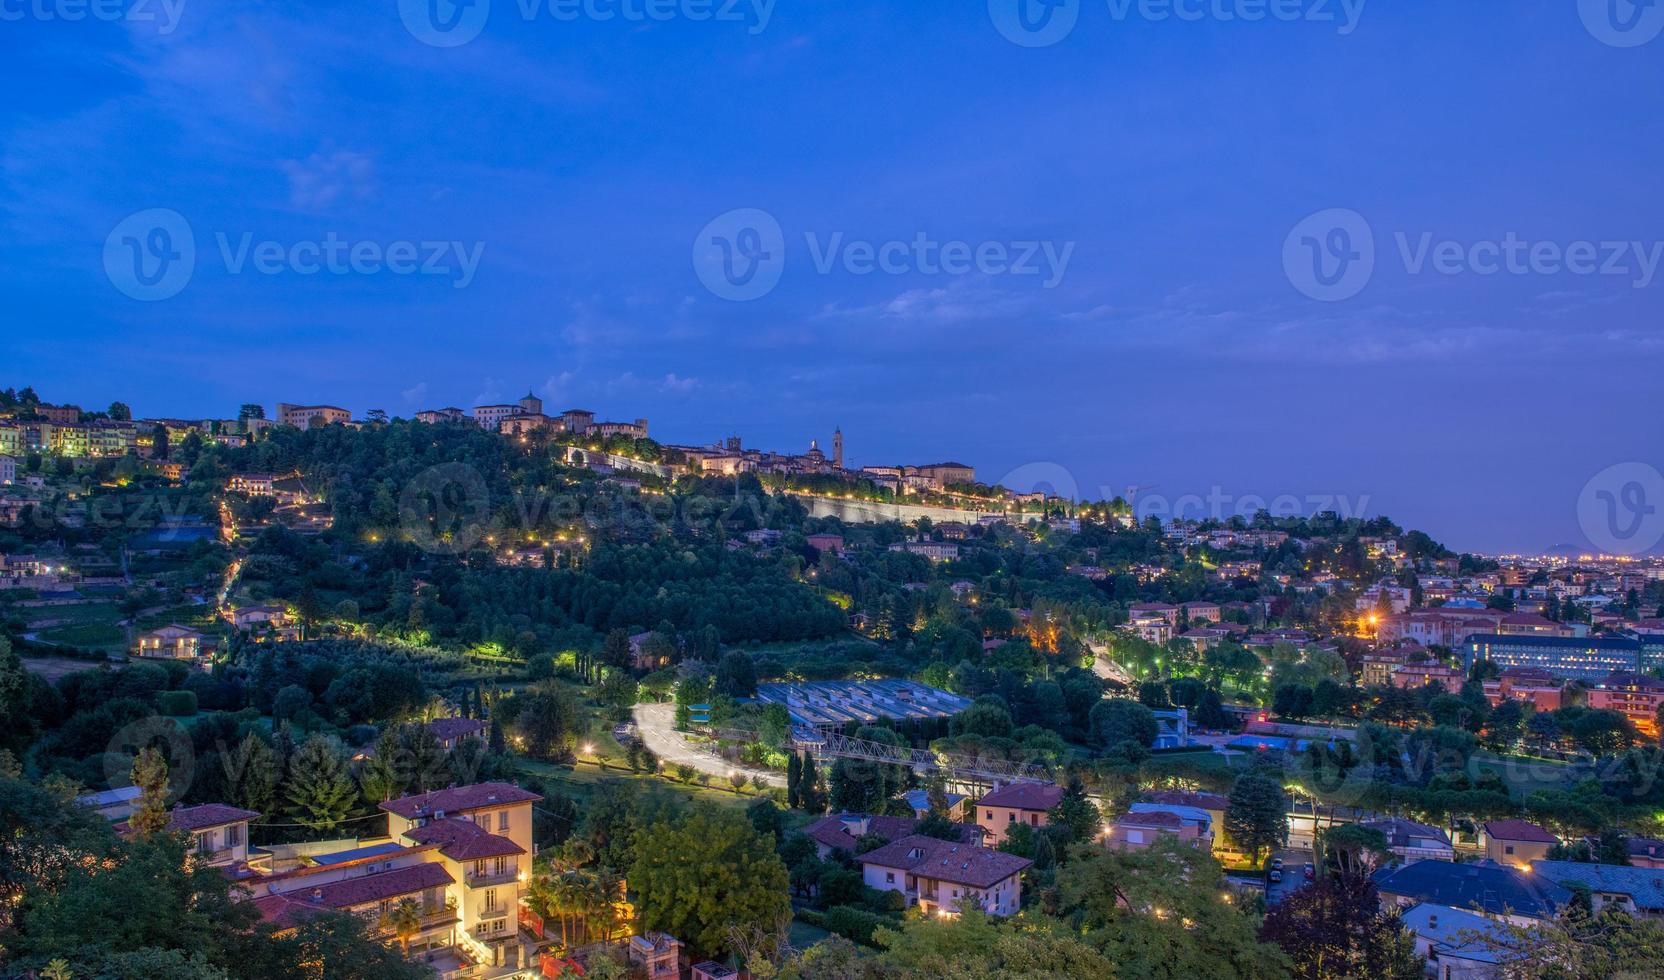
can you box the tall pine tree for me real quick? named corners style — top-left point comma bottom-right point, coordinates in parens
top-left (128, 748), bottom-right (172, 836)
top-left (284, 735), bottom-right (357, 833)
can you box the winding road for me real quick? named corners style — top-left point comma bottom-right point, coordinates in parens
top-left (631, 702), bottom-right (786, 788)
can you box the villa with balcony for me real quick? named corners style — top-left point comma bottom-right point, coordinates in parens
top-left (134, 624), bottom-right (206, 663)
top-left (858, 834), bottom-right (1031, 918)
top-left (117, 803), bottom-right (263, 871)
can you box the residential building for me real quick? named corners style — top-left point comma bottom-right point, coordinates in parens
top-left (1361, 650), bottom-right (1410, 687)
top-left (0, 453), bottom-right (14, 486)
top-left (119, 804), bottom-right (260, 869)
top-left (1481, 667), bottom-right (1564, 713)
top-left (889, 540), bottom-right (959, 561)
top-left (1144, 790), bottom-right (1230, 857)
top-left (1481, 820), bottom-right (1559, 868)
top-left (251, 862), bottom-right (459, 957)
top-left (1105, 808), bottom-right (1204, 852)
top-left (806, 533), bottom-right (846, 554)
top-left (380, 782), bottom-right (541, 968)
top-left (473, 403), bottom-right (525, 431)
top-left (691, 963), bottom-right (739, 980)
top-left (976, 782), bottom-right (1062, 845)
top-left (804, 812), bottom-right (980, 858)
top-left (227, 473), bottom-right (277, 496)
top-left (1126, 615), bottom-right (1173, 645)
top-left (135, 624), bottom-right (205, 662)
top-left (40, 404), bottom-right (81, 425)
top-left (1372, 860), bottom-right (1569, 926)
top-left (1391, 662), bottom-right (1465, 694)
top-left (1530, 860), bottom-right (1664, 919)
top-left (902, 789), bottom-right (967, 821)
top-left (859, 834), bottom-right (1031, 917)
top-left (426, 716), bottom-right (489, 751)
top-left (1631, 837), bottom-right (1664, 869)
top-left (1587, 671), bottom-right (1664, 738)
top-left (1129, 602), bottom-right (1180, 627)
top-left (1181, 600), bottom-right (1222, 623)
top-left (276, 404), bottom-right (351, 429)
top-left (415, 407), bottom-right (469, 424)
top-left (1398, 903), bottom-right (1509, 980)
top-left (1361, 817), bottom-right (1455, 865)
top-left (227, 603), bottom-right (288, 630)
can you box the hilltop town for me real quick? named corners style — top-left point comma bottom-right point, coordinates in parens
top-left (5, 384), bottom-right (1664, 980)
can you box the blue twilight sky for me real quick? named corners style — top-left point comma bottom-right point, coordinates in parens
top-left (2, 0), bottom-right (1662, 555)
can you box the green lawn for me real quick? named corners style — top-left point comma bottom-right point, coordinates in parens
top-left (24, 602), bottom-right (123, 629)
top-left (1471, 751), bottom-right (1583, 796)
top-left (36, 622), bottom-right (127, 648)
top-left (511, 758), bottom-right (766, 812)
top-left (135, 604), bottom-right (216, 630)
top-left (788, 918), bottom-right (832, 950)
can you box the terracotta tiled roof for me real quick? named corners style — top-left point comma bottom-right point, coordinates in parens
top-left (804, 814), bottom-right (980, 853)
top-left (1362, 817), bottom-right (1452, 848)
top-left (1484, 820), bottom-right (1558, 844)
top-left (1146, 790), bottom-right (1228, 811)
top-left (115, 803), bottom-right (260, 835)
top-left (977, 782), bottom-right (1062, 812)
top-left (380, 782), bottom-right (539, 819)
top-left (1118, 809), bottom-right (1185, 828)
top-left (277, 862), bottom-right (453, 911)
top-left (858, 835), bottom-right (1032, 889)
top-left (425, 717), bottom-right (488, 742)
top-left (403, 817), bottom-right (523, 860)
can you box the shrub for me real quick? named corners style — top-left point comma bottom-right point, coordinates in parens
top-left (823, 905), bottom-right (889, 947)
top-left (157, 690), bottom-right (198, 717)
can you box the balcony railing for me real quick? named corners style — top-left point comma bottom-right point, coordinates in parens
top-left (465, 868), bottom-right (520, 887)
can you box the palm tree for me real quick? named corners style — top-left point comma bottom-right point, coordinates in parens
top-left (550, 874), bottom-right (582, 949)
top-left (42, 961), bottom-right (74, 980)
top-left (381, 898), bottom-right (424, 957)
top-left (523, 875), bottom-right (558, 942)
top-left (576, 871), bottom-right (608, 945)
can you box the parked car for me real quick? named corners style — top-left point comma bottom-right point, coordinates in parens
top-left (1303, 863), bottom-right (1316, 881)
top-left (1270, 858), bottom-right (1284, 871)
top-left (1268, 869), bottom-right (1283, 883)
